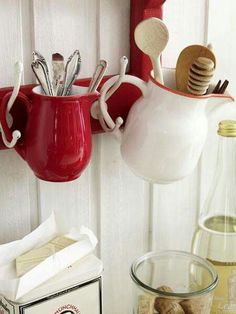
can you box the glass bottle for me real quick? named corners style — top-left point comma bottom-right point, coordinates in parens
top-left (192, 120), bottom-right (236, 314)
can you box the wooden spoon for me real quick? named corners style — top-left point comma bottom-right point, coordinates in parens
top-left (134, 17), bottom-right (169, 84)
top-left (176, 44), bottom-right (216, 93)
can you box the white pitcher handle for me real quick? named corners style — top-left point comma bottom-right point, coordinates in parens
top-left (98, 71), bottom-right (148, 141)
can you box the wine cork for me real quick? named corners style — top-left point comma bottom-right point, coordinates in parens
top-left (137, 294), bottom-right (155, 314)
top-left (154, 299), bottom-right (185, 314)
top-left (154, 286), bottom-right (184, 314)
top-left (157, 286), bottom-right (174, 293)
top-left (180, 296), bottom-right (210, 314)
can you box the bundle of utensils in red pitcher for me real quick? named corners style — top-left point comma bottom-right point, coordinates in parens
top-left (31, 50), bottom-right (81, 96)
top-left (31, 50), bottom-right (107, 96)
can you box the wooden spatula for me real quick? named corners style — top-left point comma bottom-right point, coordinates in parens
top-left (134, 17), bottom-right (169, 84)
top-left (176, 44), bottom-right (216, 93)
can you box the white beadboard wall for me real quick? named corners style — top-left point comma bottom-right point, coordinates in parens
top-left (1, 0), bottom-right (236, 313)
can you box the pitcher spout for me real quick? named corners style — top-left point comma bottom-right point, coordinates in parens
top-left (206, 92), bottom-right (235, 117)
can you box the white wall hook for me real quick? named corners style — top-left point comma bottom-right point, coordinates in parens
top-left (90, 56), bottom-right (128, 120)
top-left (98, 113), bottom-right (123, 141)
top-left (91, 56), bottom-right (128, 141)
top-left (0, 125), bottom-right (21, 148)
top-left (105, 56), bottom-right (128, 100)
top-left (0, 61), bottom-right (23, 148)
top-left (98, 56), bottom-right (128, 134)
top-left (96, 56), bottom-right (148, 142)
top-left (7, 61), bottom-right (23, 126)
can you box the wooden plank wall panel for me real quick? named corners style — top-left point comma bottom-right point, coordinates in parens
top-left (38, 171), bottom-right (91, 225)
top-left (199, 0), bottom-right (236, 210)
top-left (99, 136), bottom-right (149, 314)
top-left (0, 151), bottom-right (33, 243)
top-left (0, 0), bottom-right (36, 243)
top-left (37, 136), bottom-right (101, 231)
top-left (162, 0), bottom-right (207, 68)
top-left (98, 2), bottom-right (149, 313)
top-left (20, 0), bottom-right (35, 84)
top-left (21, 0), bottom-right (40, 233)
top-left (32, 0), bottom-right (98, 78)
top-left (99, 0), bottom-right (130, 74)
top-left (151, 171), bottom-right (200, 251)
top-left (0, 1), bottom-right (22, 87)
top-left (32, 0), bottom-right (99, 227)
top-left (151, 0), bottom-right (206, 253)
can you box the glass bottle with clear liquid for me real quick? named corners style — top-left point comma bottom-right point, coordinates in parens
top-left (192, 120), bottom-right (236, 314)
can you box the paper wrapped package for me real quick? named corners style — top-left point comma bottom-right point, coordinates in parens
top-left (0, 254), bottom-right (103, 314)
top-left (0, 212), bottom-right (98, 301)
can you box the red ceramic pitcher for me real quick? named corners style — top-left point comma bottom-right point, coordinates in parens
top-left (0, 86), bottom-right (99, 182)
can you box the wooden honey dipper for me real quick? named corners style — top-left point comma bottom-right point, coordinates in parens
top-left (187, 57), bottom-right (215, 95)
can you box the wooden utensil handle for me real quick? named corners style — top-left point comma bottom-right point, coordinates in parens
top-left (130, 0), bottom-right (165, 80)
top-left (151, 56), bottom-right (163, 84)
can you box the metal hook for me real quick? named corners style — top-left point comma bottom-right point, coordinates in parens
top-left (0, 125), bottom-right (21, 148)
top-left (105, 56), bottom-right (128, 100)
top-left (91, 56), bottom-right (129, 141)
top-left (0, 61), bottom-right (23, 148)
top-left (90, 56), bottom-right (128, 122)
top-left (98, 113), bottom-right (123, 141)
top-left (98, 114), bottom-right (123, 133)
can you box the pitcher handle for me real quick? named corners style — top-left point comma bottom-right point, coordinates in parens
top-left (0, 92), bottom-right (31, 148)
top-left (98, 64), bottom-right (148, 141)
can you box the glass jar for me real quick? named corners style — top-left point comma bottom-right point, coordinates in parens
top-left (130, 251), bottom-right (218, 314)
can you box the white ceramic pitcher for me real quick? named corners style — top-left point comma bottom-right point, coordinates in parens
top-left (97, 60), bottom-right (235, 184)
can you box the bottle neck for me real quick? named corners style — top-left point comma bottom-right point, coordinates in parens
top-left (217, 136), bottom-right (236, 183)
top-left (204, 135), bottom-right (236, 220)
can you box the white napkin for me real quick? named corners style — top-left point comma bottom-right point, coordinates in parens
top-left (0, 212), bottom-right (97, 301)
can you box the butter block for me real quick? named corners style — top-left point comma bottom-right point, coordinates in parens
top-left (16, 236), bottom-right (76, 277)
top-left (50, 236), bottom-right (76, 251)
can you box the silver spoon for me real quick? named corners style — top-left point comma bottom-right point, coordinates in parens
top-left (88, 60), bottom-right (107, 93)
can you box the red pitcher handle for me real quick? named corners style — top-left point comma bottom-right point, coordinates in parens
top-left (0, 91), bottom-right (31, 148)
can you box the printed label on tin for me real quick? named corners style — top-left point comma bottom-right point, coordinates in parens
top-left (20, 278), bottom-right (102, 314)
top-left (54, 304), bottom-right (80, 314)
top-left (0, 296), bottom-right (14, 314)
